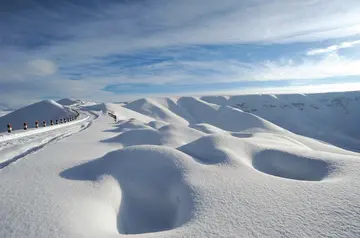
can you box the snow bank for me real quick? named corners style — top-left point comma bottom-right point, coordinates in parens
top-left (0, 100), bottom-right (75, 132)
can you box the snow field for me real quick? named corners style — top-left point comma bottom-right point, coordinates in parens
top-left (1, 92), bottom-right (360, 237)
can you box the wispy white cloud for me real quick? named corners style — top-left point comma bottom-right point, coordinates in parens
top-left (120, 53), bottom-right (360, 83)
top-left (2, 0), bottom-right (360, 106)
top-left (27, 59), bottom-right (57, 76)
top-left (3, 0), bottom-right (360, 58)
top-left (252, 53), bottom-right (360, 81)
top-left (307, 40), bottom-right (360, 55)
top-left (192, 82), bottom-right (360, 97)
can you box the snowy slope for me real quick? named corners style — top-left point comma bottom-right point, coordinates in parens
top-left (0, 100), bottom-right (76, 132)
top-left (82, 102), bottom-right (154, 123)
top-left (1, 92), bottom-right (360, 237)
top-left (202, 91), bottom-right (360, 152)
top-left (125, 97), bottom-right (285, 133)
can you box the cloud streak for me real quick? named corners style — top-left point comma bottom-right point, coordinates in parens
top-left (307, 40), bottom-right (360, 55)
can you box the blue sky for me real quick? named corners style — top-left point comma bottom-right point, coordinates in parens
top-left (1, 0), bottom-right (360, 107)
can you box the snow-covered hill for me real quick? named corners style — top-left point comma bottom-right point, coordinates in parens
top-left (1, 91), bottom-right (360, 237)
top-left (56, 98), bottom-right (85, 106)
top-left (0, 100), bottom-right (76, 132)
top-left (201, 91), bottom-right (360, 151)
top-left (56, 98), bottom-right (80, 106)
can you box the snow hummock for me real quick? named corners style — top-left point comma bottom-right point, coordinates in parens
top-left (0, 100), bottom-right (76, 132)
top-left (1, 92), bottom-right (360, 237)
top-left (61, 145), bottom-right (194, 235)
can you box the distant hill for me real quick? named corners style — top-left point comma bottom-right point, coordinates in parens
top-left (0, 100), bottom-right (76, 132)
top-left (56, 98), bottom-right (79, 106)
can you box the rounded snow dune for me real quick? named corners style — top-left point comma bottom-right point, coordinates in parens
top-left (177, 97), bottom-right (284, 133)
top-left (102, 124), bottom-right (204, 147)
top-left (108, 119), bottom-right (153, 133)
top-left (178, 134), bottom-right (251, 165)
top-left (191, 123), bottom-right (228, 134)
top-left (125, 98), bottom-right (189, 125)
top-left (147, 120), bottom-right (169, 129)
top-left (60, 146), bottom-right (195, 235)
top-left (252, 150), bottom-right (333, 181)
top-left (101, 128), bottom-right (162, 146)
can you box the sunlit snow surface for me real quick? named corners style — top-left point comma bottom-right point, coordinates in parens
top-left (1, 92), bottom-right (360, 237)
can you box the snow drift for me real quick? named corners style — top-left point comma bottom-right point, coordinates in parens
top-left (61, 146), bottom-right (194, 235)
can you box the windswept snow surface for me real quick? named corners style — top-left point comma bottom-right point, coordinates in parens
top-left (1, 92), bottom-right (360, 237)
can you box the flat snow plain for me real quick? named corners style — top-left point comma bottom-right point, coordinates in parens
top-left (1, 91), bottom-right (360, 237)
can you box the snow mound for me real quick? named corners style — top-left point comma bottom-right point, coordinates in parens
top-left (0, 100), bottom-right (75, 132)
top-left (177, 133), bottom-right (259, 165)
top-left (200, 95), bottom-right (229, 106)
top-left (102, 128), bottom-right (162, 146)
top-left (82, 103), bottom-right (153, 123)
top-left (109, 119), bottom-right (154, 133)
top-left (102, 123), bottom-right (205, 148)
top-left (147, 120), bottom-right (169, 130)
top-left (60, 145), bottom-right (194, 235)
top-left (125, 97), bottom-right (284, 133)
top-left (57, 98), bottom-right (79, 106)
top-left (125, 98), bottom-right (189, 125)
top-left (179, 97), bottom-right (285, 132)
top-left (178, 133), bottom-right (342, 182)
top-left (252, 150), bottom-right (332, 181)
top-left (190, 123), bottom-right (228, 134)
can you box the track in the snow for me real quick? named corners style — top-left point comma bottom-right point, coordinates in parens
top-left (0, 111), bottom-right (94, 169)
